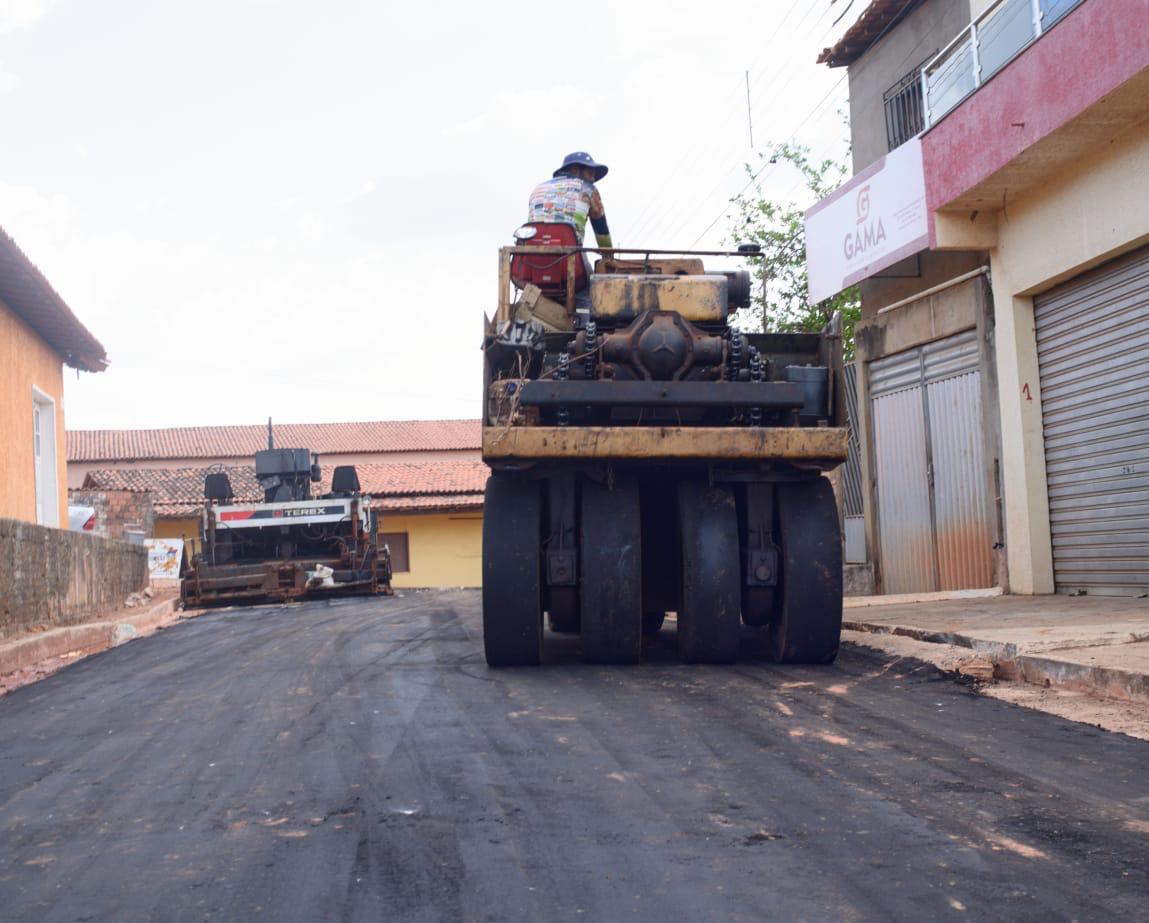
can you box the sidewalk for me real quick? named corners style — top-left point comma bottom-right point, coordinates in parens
top-left (844, 591), bottom-right (1149, 705)
top-left (0, 592), bottom-right (189, 695)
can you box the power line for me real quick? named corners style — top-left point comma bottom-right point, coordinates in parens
top-left (682, 77), bottom-right (848, 248)
top-left (681, 0), bottom-right (931, 249)
top-left (631, 2), bottom-right (841, 243)
top-left (626, 0), bottom-right (832, 240)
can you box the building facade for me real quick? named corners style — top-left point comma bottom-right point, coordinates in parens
top-left (0, 228), bottom-right (107, 527)
top-left (812, 0), bottom-right (1149, 597)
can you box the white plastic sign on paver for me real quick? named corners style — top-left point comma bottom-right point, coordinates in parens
top-left (145, 538), bottom-right (184, 580)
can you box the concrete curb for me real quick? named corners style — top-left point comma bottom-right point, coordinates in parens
top-left (0, 597), bottom-right (182, 676)
top-left (997, 653), bottom-right (1149, 706)
top-left (842, 619), bottom-right (1014, 658)
top-left (844, 587), bottom-right (1004, 609)
top-left (845, 618), bottom-right (1149, 706)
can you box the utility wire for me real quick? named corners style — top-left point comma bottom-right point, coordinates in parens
top-left (629, 3), bottom-right (832, 241)
top-left (681, 0), bottom-right (929, 250)
top-left (682, 77), bottom-right (847, 249)
top-left (631, 1), bottom-right (841, 243)
top-left (626, 0), bottom-right (830, 240)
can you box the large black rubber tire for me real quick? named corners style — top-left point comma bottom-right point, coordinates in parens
top-left (482, 476), bottom-right (543, 667)
top-left (677, 482), bottom-right (741, 664)
top-left (642, 611), bottom-right (666, 636)
top-left (580, 480), bottom-right (643, 664)
top-left (547, 588), bottom-right (581, 634)
top-left (770, 477), bottom-right (843, 664)
top-left (742, 588), bottom-right (775, 627)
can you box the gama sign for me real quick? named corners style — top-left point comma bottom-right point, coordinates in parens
top-left (804, 137), bottom-right (928, 305)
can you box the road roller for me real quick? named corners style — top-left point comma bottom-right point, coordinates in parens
top-left (481, 223), bottom-right (848, 666)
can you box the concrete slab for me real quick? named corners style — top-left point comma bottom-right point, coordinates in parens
top-left (847, 593), bottom-right (1149, 632)
top-left (844, 587), bottom-right (1003, 609)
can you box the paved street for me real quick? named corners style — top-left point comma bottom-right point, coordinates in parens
top-left (2, 590), bottom-right (1148, 921)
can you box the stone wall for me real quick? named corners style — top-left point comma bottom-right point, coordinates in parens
top-left (67, 489), bottom-right (155, 540)
top-left (0, 518), bottom-right (148, 639)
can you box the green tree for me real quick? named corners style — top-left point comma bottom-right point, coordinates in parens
top-left (724, 144), bottom-right (861, 358)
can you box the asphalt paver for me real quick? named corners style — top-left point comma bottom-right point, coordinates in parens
top-left (1, 589), bottom-right (1147, 921)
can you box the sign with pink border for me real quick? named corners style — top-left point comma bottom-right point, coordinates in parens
top-left (805, 138), bottom-right (928, 305)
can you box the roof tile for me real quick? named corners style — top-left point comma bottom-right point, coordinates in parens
top-left (0, 226), bottom-right (108, 372)
top-left (68, 419), bottom-right (482, 462)
top-left (817, 0), bottom-right (923, 67)
top-left (81, 460), bottom-right (489, 518)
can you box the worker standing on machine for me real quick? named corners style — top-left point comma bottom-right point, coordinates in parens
top-left (527, 151), bottom-right (614, 253)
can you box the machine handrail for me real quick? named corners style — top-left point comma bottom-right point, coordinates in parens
top-left (498, 245), bottom-right (764, 258)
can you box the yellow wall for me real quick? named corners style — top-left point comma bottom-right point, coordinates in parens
top-left (155, 517), bottom-right (199, 543)
top-left (156, 509), bottom-right (484, 589)
top-left (381, 511), bottom-right (482, 589)
top-left (0, 299), bottom-right (67, 526)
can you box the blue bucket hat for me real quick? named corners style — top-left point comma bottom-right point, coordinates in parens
top-left (554, 151), bottom-right (608, 181)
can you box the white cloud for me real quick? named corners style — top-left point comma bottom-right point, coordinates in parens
top-left (294, 210), bottom-right (328, 238)
top-left (446, 85), bottom-right (597, 138)
top-left (0, 181), bottom-right (76, 251)
top-left (447, 113), bottom-right (487, 138)
top-left (0, 0), bottom-right (47, 33)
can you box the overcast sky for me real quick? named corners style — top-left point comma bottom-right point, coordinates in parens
top-left (1, 0), bottom-right (861, 430)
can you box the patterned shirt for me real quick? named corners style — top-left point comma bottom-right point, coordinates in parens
top-left (526, 176), bottom-right (606, 244)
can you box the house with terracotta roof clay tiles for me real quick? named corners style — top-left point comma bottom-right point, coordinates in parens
top-left (72, 420), bottom-right (486, 589)
top-left (1, 226), bottom-right (108, 526)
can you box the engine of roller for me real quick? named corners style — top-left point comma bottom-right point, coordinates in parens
top-left (573, 268), bottom-right (753, 384)
top-left (486, 255), bottom-right (828, 428)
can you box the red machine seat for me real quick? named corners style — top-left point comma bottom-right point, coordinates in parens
top-left (509, 223), bottom-right (588, 300)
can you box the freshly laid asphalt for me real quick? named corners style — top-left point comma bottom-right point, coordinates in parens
top-left (2, 590), bottom-right (1148, 922)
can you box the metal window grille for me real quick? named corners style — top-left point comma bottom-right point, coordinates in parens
top-left (882, 64), bottom-right (929, 150)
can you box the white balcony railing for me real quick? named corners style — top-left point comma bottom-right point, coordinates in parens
top-left (922, 0), bottom-right (1083, 128)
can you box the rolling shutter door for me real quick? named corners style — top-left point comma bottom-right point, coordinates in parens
top-left (1034, 247), bottom-right (1149, 596)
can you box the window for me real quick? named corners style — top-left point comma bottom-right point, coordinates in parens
top-left (882, 61), bottom-right (931, 151)
top-left (1041, 0), bottom-right (1081, 28)
top-left (380, 532), bottom-right (410, 573)
top-left (978, 0), bottom-right (1038, 82)
top-left (31, 388), bottom-right (59, 527)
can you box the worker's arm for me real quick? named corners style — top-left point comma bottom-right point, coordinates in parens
top-left (589, 187), bottom-right (613, 251)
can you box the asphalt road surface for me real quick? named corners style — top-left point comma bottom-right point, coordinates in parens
top-left (2, 590), bottom-right (1148, 922)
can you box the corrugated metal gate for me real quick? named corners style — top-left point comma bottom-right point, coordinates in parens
top-left (870, 329), bottom-right (996, 593)
top-left (1034, 246), bottom-right (1149, 596)
top-left (842, 363), bottom-right (866, 563)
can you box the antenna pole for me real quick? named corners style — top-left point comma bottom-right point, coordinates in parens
top-left (745, 70), bottom-right (754, 150)
top-left (267, 417), bottom-right (273, 450)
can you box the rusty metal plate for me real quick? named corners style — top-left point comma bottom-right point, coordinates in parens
top-left (482, 425), bottom-right (848, 463)
top-left (590, 275), bottom-right (727, 323)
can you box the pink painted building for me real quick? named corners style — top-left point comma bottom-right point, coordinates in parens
top-left (811, 0), bottom-right (1149, 597)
